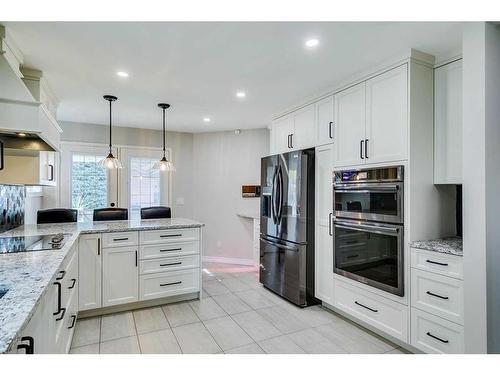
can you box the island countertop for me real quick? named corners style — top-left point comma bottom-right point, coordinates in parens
top-left (0, 218), bottom-right (204, 353)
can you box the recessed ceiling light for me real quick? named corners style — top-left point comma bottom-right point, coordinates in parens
top-left (236, 91), bottom-right (246, 98)
top-left (305, 39), bottom-right (319, 48)
top-left (203, 117), bottom-right (211, 123)
top-left (116, 71), bottom-right (129, 78)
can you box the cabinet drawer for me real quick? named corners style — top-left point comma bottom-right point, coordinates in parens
top-left (140, 228), bottom-right (199, 245)
top-left (140, 254), bottom-right (199, 275)
top-left (140, 269), bottom-right (200, 301)
top-left (411, 269), bottom-right (463, 324)
top-left (140, 241), bottom-right (199, 260)
top-left (411, 248), bottom-right (463, 279)
top-left (411, 308), bottom-right (464, 354)
top-left (334, 279), bottom-right (408, 342)
top-left (102, 231), bottom-right (139, 248)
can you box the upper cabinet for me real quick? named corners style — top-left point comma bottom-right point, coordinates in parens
top-left (334, 82), bottom-right (366, 166)
top-left (434, 59), bottom-right (462, 184)
top-left (272, 103), bottom-right (315, 154)
top-left (365, 64), bottom-right (408, 164)
top-left (269, 64), bottom-right (409, 168)
top-left (316, 95), bottom-right (335, 146)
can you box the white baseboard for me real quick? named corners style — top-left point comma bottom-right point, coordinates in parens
top-left (202, 256), bottom-right (256, 266)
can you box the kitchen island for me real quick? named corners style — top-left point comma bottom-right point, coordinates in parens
top-left (0, 218), bottom-right (204, 354)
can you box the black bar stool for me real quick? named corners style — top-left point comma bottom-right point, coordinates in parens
top-left (140, 206), bottom-right (171, 219)
top-left (93, 208), bottom-right (128, 221)
top-left (37, 209), bottom-right (78, 224)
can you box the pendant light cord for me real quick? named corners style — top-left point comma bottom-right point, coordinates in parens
top-left (162, 107), bottom-right (166, 157)
top-left (109, 99), bottom-right (112, 153)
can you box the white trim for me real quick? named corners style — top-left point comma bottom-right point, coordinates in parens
top-left (202, 256), bottom-right (256, 266)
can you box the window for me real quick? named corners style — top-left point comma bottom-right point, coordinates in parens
top-left (71, 153), bottom-right (108, 215)
top-left (129, 157), bottom-right (162, 213)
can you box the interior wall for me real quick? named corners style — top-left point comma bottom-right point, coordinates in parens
top-left (192, 129), bottom-right (269, 262)
top-left (58, 121), bottom-right (195, 218)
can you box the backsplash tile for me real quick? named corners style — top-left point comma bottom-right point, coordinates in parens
top-left (0, 185), bottom-right (25, 233)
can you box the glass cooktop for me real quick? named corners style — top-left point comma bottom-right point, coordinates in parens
top-left (0, 233), bottom-right (71, 254)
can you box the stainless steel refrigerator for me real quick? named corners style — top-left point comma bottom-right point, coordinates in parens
top-left (259, 149), bottom-right (318, 307)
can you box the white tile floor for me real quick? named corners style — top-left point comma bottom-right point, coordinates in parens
top-left (70, 263), bottom-right (409, 354)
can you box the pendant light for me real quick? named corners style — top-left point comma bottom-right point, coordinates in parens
top-left (99, 95), bottom-right (123, 169)
top-left (152, 103), bottom-right (175, 172)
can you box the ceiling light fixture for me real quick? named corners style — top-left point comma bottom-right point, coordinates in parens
top-left (236, 91), bottom-right (246, 98)
top-left (98, 95), bottom-right (123, 169)
top-left (152, 103), bottom-right (175, 172)
top-left (116, 71), bottom-right (129, 78)
top-left (305, 39), bottom-right (319, 48)
top-left (16, 132), bottom-right (27, 137)
top-left (203, 117), bottom-right (211, 123)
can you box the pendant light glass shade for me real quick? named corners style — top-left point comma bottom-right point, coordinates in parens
top-left (99, 95), bottom-right (123, 169)
top-left (152, 103), bottom-right (175, 172)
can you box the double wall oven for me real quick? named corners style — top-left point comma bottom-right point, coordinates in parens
top-left (333, 166), bottom-right (404, 296)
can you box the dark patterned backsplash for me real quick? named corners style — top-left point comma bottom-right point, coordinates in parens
top-left (0, 185), bottom-right (25, 233)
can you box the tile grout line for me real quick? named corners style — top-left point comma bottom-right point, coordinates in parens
top-left (160, 303), bottom-right (183, 353)
top-left (131, 311), bottom-right (143, 354)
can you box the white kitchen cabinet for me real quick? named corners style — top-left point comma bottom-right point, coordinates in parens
top-left (334, 82), bottom-right (366, 167)
top-left (38, 151), bottom-right (57, 186)
top-left (272, 115), bottom-right (293, 154)
top-left (315, 144), bottom-right (334, 305)
top-left (78, 234), bottom-right (102, 311)
top-left (316, 95), bottom-right (335, 146)
top-left (434, 59), bottom-right (463, 184)
top-left (365, 64), bottom-right (408, 163)
top-left (102, 245), bottom-right (139, 307)
top-left (292, 103), bottom-right (316, 150)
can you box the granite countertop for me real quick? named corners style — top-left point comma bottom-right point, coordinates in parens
top-left (410, 237), bottom-right (463, 257)
top-left (0, 218), bottom-right (204, 353)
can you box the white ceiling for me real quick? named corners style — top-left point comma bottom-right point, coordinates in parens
top-left (4, 22), bottom-right (463, 133)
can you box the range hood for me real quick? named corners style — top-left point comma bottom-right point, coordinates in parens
top-left (0, 25), bottom-right (60, 186)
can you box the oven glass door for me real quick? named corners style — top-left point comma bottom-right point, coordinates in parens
top-left (333, 220), bottom-right (404, 296)
top-left (333, 183), bottom-right (403, 223)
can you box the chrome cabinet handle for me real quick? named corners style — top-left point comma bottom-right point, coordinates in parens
top-left (355, 301), bottom-right (378, 313)
top-left (426, 332), bottom-right (449, 344)
top-left (360, 140), bottom-right (364, 159)
top-left (365, 139), bottom-right (369, 159)
top-left (426, 291), bottom-right (449, 300)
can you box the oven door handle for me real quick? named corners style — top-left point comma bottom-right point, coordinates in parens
top-left (334, 221), bottom-right (400, 236)
top-left (333, 184), bottom-right (401, 192)
top-left (260, 238), bottom-right (300, 252)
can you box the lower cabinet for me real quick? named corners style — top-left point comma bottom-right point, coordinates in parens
top-left (314, 144), bottom-right (334, 305)
top-left (14, 243), bottom-right (78, 354)
top-left (140, 269), bottom-right (200, 301)
top-left (334, 279), bottom-right (408, 342)
top-left (78, 233), bottom-right (102, 311)
top-left (102, 245), bottom-right (139, 307)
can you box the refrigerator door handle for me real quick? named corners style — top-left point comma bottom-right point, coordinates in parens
top-left (260, 237), bottom-right (300, 252)
top-left (271, 166), bottom-right (278, 224)
top-left (277, 165), bottom-right (283, 223)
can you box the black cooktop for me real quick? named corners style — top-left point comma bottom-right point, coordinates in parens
top-left (0, 233), bottom-right (71, 254)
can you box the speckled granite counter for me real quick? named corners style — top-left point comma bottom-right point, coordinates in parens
top-left (0, 218), bottom-right (204, 353)
top-left (410, 237), bottom-right (463, 257)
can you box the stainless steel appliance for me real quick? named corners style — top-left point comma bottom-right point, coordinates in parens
top-left (260, 149), bottom-right (318, 307)
top-left (0, 233), bottom-right (71, 254)
top-left (333, 166), bottom-right (404, 296)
